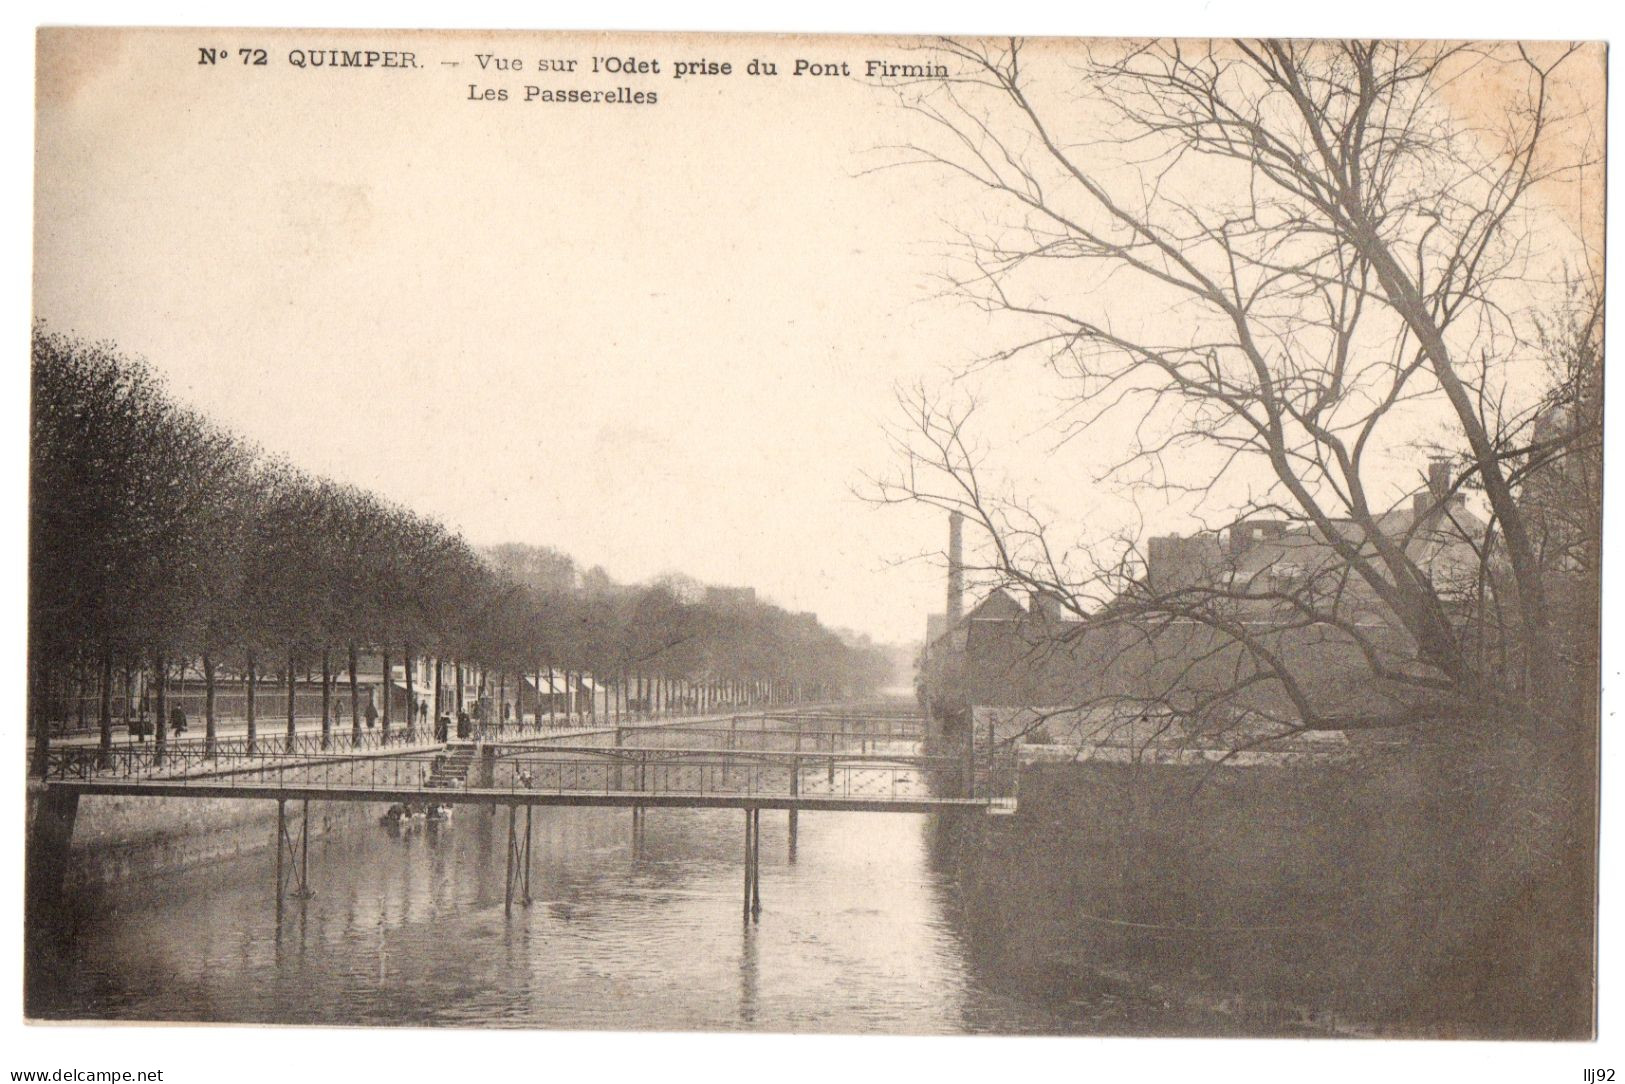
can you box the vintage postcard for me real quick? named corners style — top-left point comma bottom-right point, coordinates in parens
top-left (24, 25), bottom-right (1605, 1056)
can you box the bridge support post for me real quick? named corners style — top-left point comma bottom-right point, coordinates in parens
top-left (741, 808), bottom-right (762, 921)
top-left (505, 804), bottom-right (532, 913)
top-left (505, 806), bottom-right (516, 913)
top-left (478, 746), bottom-right (497, 820)
top-left (741, 809), bottom-right (753, 921)
top-left (523, 805), bottom-right (533, 902)
top-left (631, 755), bottom-right (647, 838)
top-left (276, 798), bottom-right (314, 912)
top-left (787, 761), bottom-right (799, 860)
top-left (751, 809), bottom-right (761, 918)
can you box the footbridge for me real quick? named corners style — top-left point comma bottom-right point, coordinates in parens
top-left (27, 708), bottom-right (1015, 922)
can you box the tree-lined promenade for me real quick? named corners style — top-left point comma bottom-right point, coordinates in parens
top-left (29, 328), bottom-right (892, 769)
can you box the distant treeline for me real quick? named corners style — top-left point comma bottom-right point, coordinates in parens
top-left (29, 327), bottom-right (892, 753)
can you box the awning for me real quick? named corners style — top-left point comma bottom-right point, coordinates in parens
top-left (527, 671), bottom-right (589, 695)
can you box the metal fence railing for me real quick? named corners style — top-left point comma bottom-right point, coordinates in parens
top-left (39, 743), bottom-right (1019, 805)
top-left (604, 726), bottom-right (919, 755)
top-left (30, 725), bottom-right (441, 779)
top-left (32, 697), bottom-right (856, 738)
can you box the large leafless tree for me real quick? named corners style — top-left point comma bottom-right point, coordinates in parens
top-left (876, 38), bottom-right (1601, 745)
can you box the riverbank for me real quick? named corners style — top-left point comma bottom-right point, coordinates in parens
top-left (942, 746), bottom-right (1586, 1038)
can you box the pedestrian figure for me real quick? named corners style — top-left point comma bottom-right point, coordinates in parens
top-left (435, 714), bottom-right (449, 743)
top-left (169, 705), bottom-right (187, 736)
top-left (365, 699), bottom-right (378, 730)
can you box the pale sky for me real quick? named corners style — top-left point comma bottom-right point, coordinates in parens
top-left (33, 29), bottom-right (1013, 644)
top-left (33, 30), bottom-right (1603, 645)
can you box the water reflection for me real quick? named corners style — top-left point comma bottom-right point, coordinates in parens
top-left (738, 923), bottom-right (760, 1025)
top-left (31, 796), bottom-right (1312, 1034)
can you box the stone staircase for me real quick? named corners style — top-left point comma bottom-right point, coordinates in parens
top-left (424, 743), bottom-right (476, 790)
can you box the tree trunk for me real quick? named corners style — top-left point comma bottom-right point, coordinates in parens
top-left (246, 651), bottom-right (257, 753)
top-left (203, 652), bottom-right (217, 756)
top-left (286, 647), bottom-right (297, 751)
top-left (402, 643), bottom-right (415, 738)
top-left (381, 649), bottom-right (392, 743)
top-left (98, 648), bottom-right (113, 756)
top-left (154, 652), bottom-right (167, 763)
top-left (349, 642), bottom-right (361, 745)
top-left (320, 648), bottom-right (332, 750)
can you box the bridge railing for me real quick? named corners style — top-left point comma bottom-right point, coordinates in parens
top-left (608, 727), bottom-right (913, 755)
top-left (728, 714), bottom-right (925, 739)
top-left (484, 744), bottom-right (967, 770)
top-left (30, 725), bottom-right (441, 779)
top-left (43, 746), bottom-right (1020, 804)
top-left (467, 714), bottom-right (702, 743)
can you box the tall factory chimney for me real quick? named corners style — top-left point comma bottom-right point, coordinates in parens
top-left (947, 511), bottom-right (964, 625)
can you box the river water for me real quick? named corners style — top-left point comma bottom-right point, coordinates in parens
top-left (30, 798), bottom-right (1230, 1034)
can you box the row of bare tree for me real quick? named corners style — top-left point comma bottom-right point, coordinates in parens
top-left (30, 328), bottom-right (892, 763)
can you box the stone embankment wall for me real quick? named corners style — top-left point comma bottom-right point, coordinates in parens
top-left (65, 795), bottom-right (373, 888)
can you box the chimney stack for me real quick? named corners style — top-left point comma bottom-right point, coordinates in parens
top-left (947, 511), bottom-right (964, 625)
top-left (1428, 458), bottom-right (1451, 501)
top-left (1415, 457), bottom-right (1455, 518)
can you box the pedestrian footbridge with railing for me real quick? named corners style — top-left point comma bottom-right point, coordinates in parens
top-left (26, 708), bottom-right (1016, 923)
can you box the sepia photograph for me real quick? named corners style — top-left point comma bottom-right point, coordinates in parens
top-left (16, 14), bottom-right (1613, 1074)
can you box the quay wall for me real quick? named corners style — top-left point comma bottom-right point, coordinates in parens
top-left (62, 794), bottom-right (375, 889)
